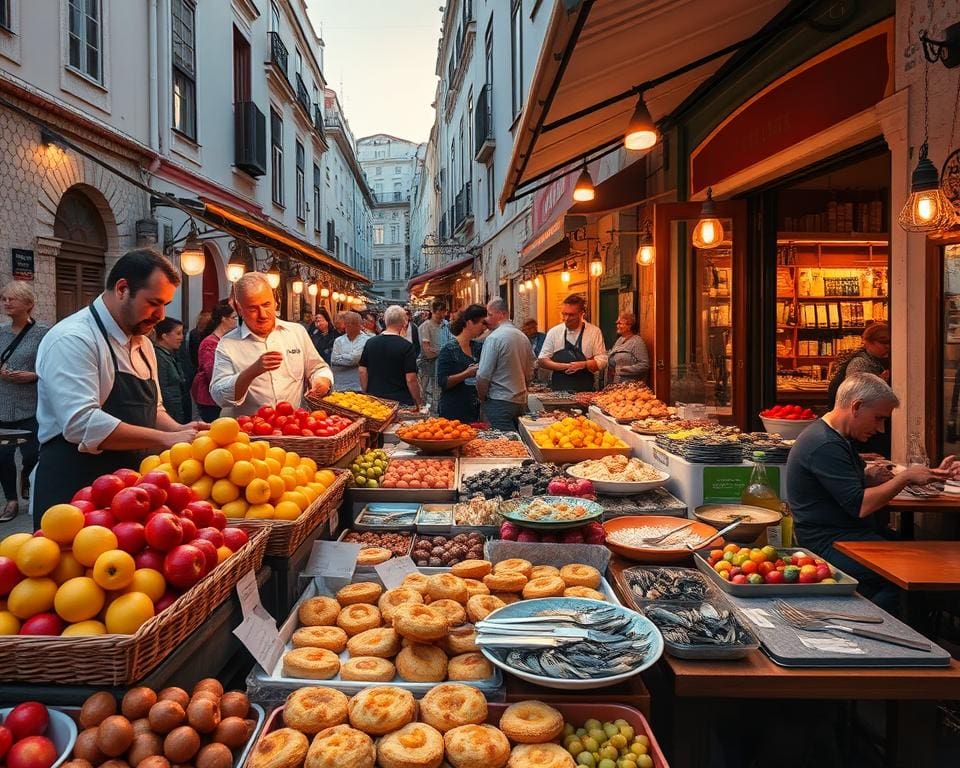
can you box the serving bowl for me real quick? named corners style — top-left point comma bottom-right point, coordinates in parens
top-left (566, 464), bottom-right (669, 495)
top-left (603, 515), bottom-right (721, 564)
top-left (759, 414), bottom-right (817, 440)
top-left (498, 495), bottom-right (603, 530)
top-left (693, 503), bottom-right (782, 543)
top-left (0, 708), bottom-right (78, 768)
top-left (399, 435), bottom-right (475, 453)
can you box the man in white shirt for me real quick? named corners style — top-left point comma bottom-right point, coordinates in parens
top-left (538, 293), bottom-right (608, 392)
top-left (210, 272), bottom-right (333, 416)
top-left (418, 300), bottom-right (450, 409)
top-left (33, 249), bottom-right (203, 520)
top-left (329, 310), bottom-right (370, 391)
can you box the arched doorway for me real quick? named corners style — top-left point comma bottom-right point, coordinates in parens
top-left (201, 243), bottom-right (221, 311)
top-left (54, 187), bottom-right (107, 320)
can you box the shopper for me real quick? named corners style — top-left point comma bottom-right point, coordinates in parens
top-left (359, 305), bottom-right (422, 407)
top-left (521, 318), bottom-right (546, 357)
top-left (403, 308), bottom-right (421, 357)
top-left (210, 272), bottom-right (333, 416)
top-left (333, 311), bottom-right (347, 335)
top-left (418, 301), bottom-right (451, 410)
top-left (476, 298), bottom-right (535, 430)
top-left (301, 310), bottom-right (314, 328)
top-left (0, 281), bottom-right (47, 522)
top-left (437, 304), bottom-right (487, 423)
top-left (607, 313), bottom-right (650, 384)
top-left (308, 308), bottom-right (338, 363)
top-left (191, 301), bottom-right (237, 422)
top-left (538, 294), bottom-right (607, 392)
top-left (330, 311), bottom-right (370, 391)
top-left (361, 311), bottom-right (380, 336)
top-left (153, 318), bottom-right (189, 424)
top-left (187, 309), bottom-right (211, 372)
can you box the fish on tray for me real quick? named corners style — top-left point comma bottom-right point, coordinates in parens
top-left (643, 602), bottom-right (751, 646)
top-left (624, 567), bottom-right (710, 602)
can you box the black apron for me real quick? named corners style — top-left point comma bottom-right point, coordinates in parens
top-left (34, 304), bottom-right (159, 521)
top-left (550, 326), bottom-right (595, 392)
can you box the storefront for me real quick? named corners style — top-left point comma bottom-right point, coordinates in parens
top-left (406, 253), bottom-right (477, 309)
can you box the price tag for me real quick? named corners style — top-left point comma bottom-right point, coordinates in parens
top-left (329, 505), bottom-right (340, 537)
top-left (305, 540), bottom-right (361, 579)
top-left (232, 570), bottom-right (282, 671)
top-left (235, 569), bottom-right (262, 618)
top-left (375, 556), bottom-right (419, 589)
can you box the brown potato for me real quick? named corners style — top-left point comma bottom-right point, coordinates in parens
top-left (80, 692), bottom-right (118, 730)
top-left (131, 719), bottom-right (153, 737)
top-left (127, 733), bottom-right (163, 768)
top-left (186, 697), bottom-right (220, 734)
top-left (136, 758), bottom-right (170, 768)
top-left (121, 688), bottom-right (158, 721)
top-left (74, 728), bottom-right (106, 766)
top-left (194, 743), bottom-right (232, 768)
top-left (211, 718), bottom-right (253, 749)
top-left (217, 692), bottom-right (249, 720)
top-left (63, 760), bottom-right (94, 768)
top-left (99, 761), bottom-right (130, 768)
top-left (191, 678), bottom-right (223, 699)
top-left (96, 716), bottom-right (134, 758)
top-left (157, 688), bottom-right (190, 709)
top-left (148, 701), bottom-right (185, 735)
top-left (163, 726), bottom-right (200, 764)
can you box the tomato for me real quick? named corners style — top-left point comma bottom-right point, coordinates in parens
top-left (764, 569), bottom-right (784, 584)
top-left (295, 408), bottom-right (309, 419)
top-left (304, 418), bottom-right (318, 430)
top-left (276, 401), bottom-right (294, 416)
top-left (758, 561), bottom-right (775, 576)
top-left (253, 422), bottom-right (272, 436)
top-left (282, 423), bottom-right (301, 436)
top-left (795, 556), bottom-right (816, 568)
top-left (300, 429), bottom-right (314, 436)
top-left (731, 574), bottom-right (748, 584)
top-left (257, 406), bottom-right (275, 420)
top-left (271, 429), bottom-right (282, 436)
top-left (740, 560), bottom-right (758, 575)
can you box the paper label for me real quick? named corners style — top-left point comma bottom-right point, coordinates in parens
top-left (329, 505), bottom-right (340, 536)
top-left (305, 540), bottom-right (361, 579)
top-left (799, 636), bottom-right (865, 654)
top-left (235, 569), bottom-right (262, 618)
top-left (651, 447), bottom-right (670, 467)
top-left (738, 607), bottom-right (775, 629)
top-left (375, 556), bottom-right (419, 588)
top-left (232, 569), bottom-right (282, 671)
top-left (765, 525), bottom-right (783, 547)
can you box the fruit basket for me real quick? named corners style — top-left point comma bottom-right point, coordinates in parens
top-left (309, 392), bottom-right (399, 433)
top-left (519, 418), bottom-right (632, 464)
top-left (250, 417), bottom-right (363, 465)
top-left (397, 418), bottom-right (477, 454)
top-left (0, 526), bottom-right (268, 685)
top-left (0, 706), bottom-right (78, 768)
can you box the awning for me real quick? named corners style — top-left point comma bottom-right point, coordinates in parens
top-left (501, 0), bottom-right (795, 207)
top-left (199, 198), bottom-right (370, 284)
top-left (406, 254), bottom-right (475, 293)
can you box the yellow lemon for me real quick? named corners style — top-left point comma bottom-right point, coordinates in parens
top-left (16, 537), bottom-right (61, 578)
top-left (191, 435), bottom-right (218, 462)
top-left (249, 441), bottom-right (268, 460)
top-left (283, 451), bottom-right (301, 468)
top-left (169, 442), bottom-right (194, 468)
top-left (229, 460), bottom-right (256, 487)
top-left (158, 450), bottom-right (171, 464)
top-left (0, 610), bottom-right (21, 635)
top-left (72, 526), bottom-right (118, 567)
top-left (209, 417), bottom-right (240, 447)
top-left (227, 441), bottom-right (252, 462)
top-left (50, 551), bottom-right (86, 585)
top-left (279, 490), bottom-right (309, 511)
top-left (40, 504), bottom-right (85, 544)
top-left (204, 448), bottom-right (235, 479)
top-left (267, 476), bottom-right (286, 502)
top-left (273, 501), bottom-right (301, 520)
top-left (191, 475), bottom-right (214, 501)
top-left (125, 568), bottom-right (166, 602)
top-left (105, 592), bottom-right (155, 634)
top-left (221, 499), bottom-right (249, 519)
top-left (54, 576), bottom-right (105, 623)
top-left (245, 503), bottom-right (275, 519)
top-left (177, 458), bottom-right (205, 486)
top-left (139, 454), bottom-right (162, 474)
top-left (7, 577), bottom-right (58, 619)
top-left (251, 459), bottom-right (271, 480)
top-left (264, 458), bottom-right (282, 476)
top-left (62, 620), bottom-right (107, 636)
top-left (266, 447), bottom-right (287, 466)
top-left (244, 478), bottom-right (271, 505)
top-left (211, 479), bottom-right (240, 505)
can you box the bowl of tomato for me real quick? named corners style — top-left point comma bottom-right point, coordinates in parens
top-left (759, 404), bottom-right (817, 439)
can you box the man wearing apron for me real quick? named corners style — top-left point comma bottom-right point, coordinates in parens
top-left (33, 249), bottom-right (204, 523)
top-left (538, 294), bottom-right (608, 393)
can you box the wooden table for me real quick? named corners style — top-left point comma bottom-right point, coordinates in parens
top-left (886, 494), bottom-right (960, 539)
top-left (833, 540), bottom-right (960, 591)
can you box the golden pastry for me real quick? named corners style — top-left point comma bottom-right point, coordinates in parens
top-left (395, 642), bottom-right (448, 682)
top-left (559, 564), bottom-right (601, 589)
top-left (347, 686), bottom-right (416, 735)
top-left (248, 727), bottom-right (309, 768)
top-left (335, 603), bottom-right (382, 636)
top-left (282, 648), bottom-right (341, 680)
top-left (492, 592), bottom-right (522, 605)
top-left (355, 547), bottom-right (393, 566)
top-left (529, 565), bottom-right (560, 581)
top-left (340, 656), bottom-right (396, 682)
top-left (492, 559), bottom-right (533, 578)
top-left (378, 587), bottom-right (425, 624)
top-left (298, 596), bottom-right (341, 627)
top-left (401, 572), bottom-right (430, 594)
top-left (463, 578), bottom-right (491, 598)
top-left (305, 725), bottom-right (374, 768)
top-left (563, 586), bottom-right (606, 601)
top-left (426, 573), bottom-right (469, 603)
top-left (506, 744), bottom-right (575, 768)
top-left (466, 594), bottom-right (505, 623)
top-left (447, 652), bottom-right (493, 681)
top-left (483, 571), bottom-right (527, 593)
top-left (392, 603), bottom-right (449, 641)
top-left (346, 626), bottom-right (401, 658)
top-left (335, 581), bottom-right (383, 607)
top-left (444, 724), bottom-right (511, 768)
top-left (521, 577), bottom-right (566, 600)
top-left (291, 626), bottom-right (349, 652)
top-left (444, 624), bottom-right (479, 655)
top-left (376, 723), bottom-right (444, 768)
top-left (419, 683), bottom-right (488, 733)
top-left (499, 701), bottom-right (565, 744)
top-left (450, 559), bottom-right (493, 580)
top-left (283, 687), bottom-right (349, 735)
top-left (429, 598), bottom-right (467, 627)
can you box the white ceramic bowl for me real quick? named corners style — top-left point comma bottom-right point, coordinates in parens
top-left (759, 415), bottom-right (817, 440)
top-left (0, 708), bottom-right (78, 768)
top-left (566, 465), bottom-right (670, 496)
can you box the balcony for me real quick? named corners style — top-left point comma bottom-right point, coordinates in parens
top-left (371, 191), bottom-right (410, 204)
top-left (313, 105), bottom-right (325, 137)
top-left (234, 101), bottom-right (267, 178)
top-left (454, 185), bottom-right (473, 233)
top-left (294, 73), bottom-right (311, 118)
top-left (268, 32), bottom-right (288, 81)
top-left (474, 84), bottom-right (495, 162)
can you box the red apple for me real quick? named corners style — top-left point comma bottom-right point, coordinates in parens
top-left (190, 538), bottom-right (218, 573)
top-left (91, 474), bottom-right (125, 507)
top-left (0, 556), bottom-right (22, 596)
top-left (144, 513), bottom-right (183, 552)
top-left (6, 736), bottom-right (58, 768)
top-left (209, 510), bottom-right (227, 530)
top-left (4, 702), bottom-right (48, 740)
top-left (139, 470), bottom-right (171, 491)
top-left (134, 548), bottom-right (165, 571)
top-left (178, 517), bottom-right (198, 543)
top-left (165, 483), bottom-right (194, 513)
top-left (110, 486), bottom-right (152, 522)
top-left (71, 499), bottom-right (95, 514)
top-left (221, 527), bottom-right (249, 551)
top-left (0, 726), bottom-right (12, 761)
top-left (112, 521), bottom-right (147, 554)
top-left (163, 544), bottom-right (206, 589)
top-left (19, 613), bottom-right (64, 636)
top-left (113, 468), bottom-right (141, 487)
top-left (154, 590), bottom-right (178, 612)
top-left (84, 509), bottom-right (117, 529)
top-left (71, 486), bottom-right (93, 503)
top-left (136, 482), bottom-right (167, 510)
top-left (183, 500), bottom-right (214, 529)
top-left (194, 527), bottom-right (224, 549)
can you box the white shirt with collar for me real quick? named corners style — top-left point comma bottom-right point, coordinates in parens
top-left (538, 321), bottom-right (609, 370)
top-left (330, 331), bottom-right (371, 368)
top-left (210, 318), bottom-right (333, 416)
top-left (36, 294), bottom-right (168, 453)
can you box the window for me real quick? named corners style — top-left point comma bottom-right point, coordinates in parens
top-left (334, 236), bottom-right (340, 258)
top-left (67, 0), bottom-right (102, 82)
top-left (484, 18), bottom-right (493, 88)
top-left (295, 140), bottom-right (305, 221)
top-left (375, 166), bottom-right (382, 175)
top-left (0, 1), bottom-right (10, 31)
top-left (510, 0), bottom-right (523, 117)
top-left (486, 163), bottom-right (495, 220)
top-left (295, 47), bottom-right (302, 75)
top-left (392, 289), bottom-right (402, 299)
top-left (172, 0), bottom-right (197, 139)
top-left (391, 259), bottom-right (401, 281)
top-left (271, 108), bottom-right (284, 206)
top-left (373, 259), bottom-right (384, 281)
top-left (269, 1), bottom-right (280, 33)
top-left (313, 164), bottom-right (321, 232)
top-left (395, 166), bottom-right (402, 175)
top-left (390, 225), bottom-right (400, 244)
top-left (233, 27), bottom-right (251, 103)
top-left (373, 225), bottom-right (384, 245)
top-left (326, 220), bottom-right (335, 251)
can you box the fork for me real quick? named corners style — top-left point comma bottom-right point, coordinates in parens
top-left (474, 623), bottom-right (622, 643)
top-left (480, 606), bottom-right (619, 627)
top-left (636, 521), bottom-right (697, 546)
top-left (771, 599), bottom-right (883, 625)
top-left (773, 602), bottom-right (931, 652)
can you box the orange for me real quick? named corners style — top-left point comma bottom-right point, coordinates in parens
top-left (105, 592), bottom-right (155, 634)
top-left (169, 442), bottom-right (194, 468)
top-left (139, 454), bottom-right (162, 474)
top-left (273, 501), bottom-right (301, 520)
top-left (229, 460), bottom-right (256, 487)
top-left (54, 576), bottom-right (105, 622)
top-left (283, 451), bottom-right (301, 468)
top-left (299, 485), bottom-right (319, 504)
top-left (221, 499), bottom-right (249, 519)
top-left (267, 476), bottom-right (286, 502)
top-left (314, 469), bottom-right (336, 488)
top-left (7, 577), bottom-right (58, 619)
top-left (50, 551), bottom-right (86, 585)
top-left (154, 463), bottom-right (177, 482)
top-left (266, 447), bottom-right (287, 465)
top-left (204, 448), bottom-right (235, 479)
top-left (0, 610), bottom-right (20, 635)
top-left (72, 526), bottom-right (119, 567)
top-left (209, 417), bottom-right (240, 447)
top-left (300, 457), bottom-right (318, 474)
top-left (278, 468), bottom-right (297, 491)
top-left (245, 478), bottom-right (271, 505)
top-left (245, 503), bottom-right (275, 519)
top-left (279, 491), bottom-right (309, 511)
top-left (191, 435), bottom-right (218, 462)
top-left (251, 459), bottom-right (271, 480)
top-left (249, 441), bottom-right (268, 460)
top-left (294, 466), bottom-right (312, 486)
top-left (0, 532), bottom-right (34, 559)
top-left (227, 441), bottom-right (253, 462)
top-left (16, 536), bottom-right (61, 577)
top-left (233, 430), bottom-right (251, 445)
top-left (211, 479), bottom-right (241, 505)
top-left (264, 458), bottom-right (282, 476)
top-left (40, 504), bottom-right (86, 544)
top-left (92, 549), bottom-right (136, 590)
top-left (191, 476), bottom-right (214, 501)
top-left (62, 620), bottom-right (107, 636)
top-left (126, 568), bottom-right (166, 602)
top-left (177, 458), bottom-right (205, 486)
top-left (158, 449), bottom-right (171, 464)
top-left (216, 546), bottom-right (233, 564)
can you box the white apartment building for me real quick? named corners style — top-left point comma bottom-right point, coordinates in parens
top-left (408, 130), bottom-right (440, 281)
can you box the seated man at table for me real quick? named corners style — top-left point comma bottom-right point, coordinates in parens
top-left (786, 373), bottom-right (956, 612)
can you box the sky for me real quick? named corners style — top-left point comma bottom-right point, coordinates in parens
top-left (306, 0), bottom-right (442, 144)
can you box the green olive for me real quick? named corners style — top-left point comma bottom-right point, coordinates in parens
top-left (600, 746), bottom-right (619, 761)
top-left (589, 729), bottom-right (607, 744)
top-left (609, 734), bottom-right (627, 749)
top-left (598, 760), bottom-right (617, 768)
top-left (619, 726), bottom-right (635, 741)
top-left (603, 723), bottom-right (620, 739)
top-left (576, 753), bottom-right (596, 768)
top-left (630, 744), bottom-right (648, 757)
top-left (567, 741), bottom-right (584, 756)
top-left (581, 737), bottom-right (599, 753)
top-left (635, 736), bottom-right (650, 748)
top-left (620, 760), bottom-right (638, 768)
top-left (584, 719), bottom-right (601, 732)
top-left (636, 756), bottom-right (653, 768)
top-left (563, 724), bottom-right (575, 737)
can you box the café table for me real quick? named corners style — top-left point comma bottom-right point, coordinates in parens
top-left (832, 540), bottom-right (960, 591)
top-left (886, 494), bottom-right (960, 539)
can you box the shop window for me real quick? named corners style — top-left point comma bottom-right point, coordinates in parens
top-left (295, 140), bottom-right (305, 222)
top-left (67, 0), bottom-right (101, 82)
top-left (270, 108), bottom-right (284, 206)
top-left (172, 0), bottom-right (197, 140)
top-left (943, 245), bottom-right (960, 455)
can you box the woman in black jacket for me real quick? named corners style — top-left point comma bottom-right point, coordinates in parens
top-left (308, 308), bottom-right (339, 363)
top-left (153, 318), bottom-right (189, 423)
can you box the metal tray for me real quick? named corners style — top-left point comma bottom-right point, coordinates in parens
top-left (353, 503), bottom-right (419, 531)
top-left (693, 547), bottom-right (859, 597)
top-left (415, 504), bottom-right (454, 533)
top-left (347, 457), bottom-right (458, 502)
top-left (336, 528), bottom-right (414, 569)
top-left (456, 458), bottom-right (530, 495)
top-left (636, 599), bottom-right (759, 660)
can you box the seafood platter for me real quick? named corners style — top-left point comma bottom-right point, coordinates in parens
top-left (566, 455), bottom-right (670, 495)
top-left (497, 496), bottom-right (604, 531)
top-left (602, 515), bottom-right (722, 564)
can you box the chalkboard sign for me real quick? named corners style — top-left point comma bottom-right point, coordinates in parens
top-left (12, 249), bottom-right (34, 281)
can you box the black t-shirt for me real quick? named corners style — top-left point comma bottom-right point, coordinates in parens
top-left (359, 334), bottom-right (417, 404)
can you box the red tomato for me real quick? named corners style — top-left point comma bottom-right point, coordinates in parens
top-left (304, 418), bottom-right (318, 430)
top-left (764, 569), bottom-right (785, 584)
top-left (295, 408), bottom-right (309, 419)
top-left (300, 429), bottom-right (314, 436)
top-left (257, 406), bottom-right (275, 420)
top-left (276, 401), bottom-right (294, 416)
top-left (282, 423), bottom-right (302, 436)
top-left (274, 415), bottom-right (288, 428)
top-left (758, 561), bottom-right (775, 576)
top-left (253, 422), bottom-right (272, 436)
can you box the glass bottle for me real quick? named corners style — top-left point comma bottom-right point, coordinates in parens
top-left (907, 432), bottom-right (929, 468)
top-left (741, 451), bottom-right (781, 512)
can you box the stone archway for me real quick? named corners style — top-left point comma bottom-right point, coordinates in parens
top-left (52, 186), bottom-right (109, 320)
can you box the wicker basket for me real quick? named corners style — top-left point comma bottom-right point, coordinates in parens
top-left (0, 526), bottom-right (269, 685)
top-left (251, 418), bottom-right (363, 465)
top-left (307, 394), bottom-right (399, 433)
top-left (231, 469), bottom-right (350, 557)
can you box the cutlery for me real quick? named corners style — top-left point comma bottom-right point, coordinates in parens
top-left (479, 607), bottom-right (620, 627)
top-left (771, 599), bottom-right (883, 625)
top-left (636, 521), bottom-right (698, 546)
top-left (687, 517), bottom-right (743, 550)
top-left (476, 635), bottom-right (574, 648)
top-left (773, 602), bottom-right (930, 652)
top-left (475, 624), bottom-right (621, 643)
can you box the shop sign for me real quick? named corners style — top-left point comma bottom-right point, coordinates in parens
top-left (12, 249), bottom-right (34, 281)
top-left (702, 466), bottom-right (781, 504)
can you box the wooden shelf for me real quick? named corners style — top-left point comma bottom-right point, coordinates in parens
top-left (777, 232), bottom-right (889, 244)
top-left (797, 296), bottom-right (888, 301)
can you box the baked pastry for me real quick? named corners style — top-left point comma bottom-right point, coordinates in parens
top-left (298, 596), bottom-right (341, 627)
top-left (466, 595), bottom-right (505, 623)
top-left (378, 587), bottom-right (425, 624)
top-left (483, 571), bottom-right (527, 593)
top-left (444, 624), bottom-right (479, 654)
top-left (444, 724), bottom-right (511, 768)
top-left (248, 727), bottom-right (309, 768)
top-left (335, 603), bottom-right (382, 636)
top-left (291, 626), bottom-right (349, 652)
top-left (492, 558), bottom-right (533, 578)
top-left (499, 701), bottom-right (565, 744)
top-left (282, 648), bottom-right (341, 680)
top-left (335, 581), bottom-right (383, 606)
top-left (522, 577), bottom-right (566, 600)
top-left (419, 683), bottom-right (488, 733)
top-left (447, 652), bottom-right (493, 681)
top-left (426, 573), bottom-right (469, 603)
top-left (356, 547), bottom-right (393, 566)
top-left (395, 642), bottom-right (448, 682)
top-left (401, 572), bottom-right (430, 594)
top-left (305, 725), bottom-right (374, 768)
top-left (347, 686), bottom-right (416, 735)
top-left (340, 656), bottom-right (396, 682)
top-left (392, 603), bottom-right (449, 641)
top-left (492, 592), bottom-right (522, 605)
top-left (529, 565), bottom-right (560, 581)
top-left (377, 723), bottom-right (444, 768)
top-left (450, 559), bottom-right (492, 580)
top-left (559, 564), bottom-right (601, 589)
top-left (563, 586), bottom-right (606, 601)
top-left (429, 598), bottom-right (467, 627)
top-left (506, 744), bottom-right (575, 768)
top-left (462, 578), bottom-right (491, 598)
top-left (283, 687), bottom-right (349, 735)
top-left (346, 626), bottom-right (401, 658)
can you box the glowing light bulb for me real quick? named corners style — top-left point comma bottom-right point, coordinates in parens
top-left (637, 244), bottom-right (655, 266)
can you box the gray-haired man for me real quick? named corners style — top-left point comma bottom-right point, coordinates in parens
top-left (476, 299), bottom-right (535, 431)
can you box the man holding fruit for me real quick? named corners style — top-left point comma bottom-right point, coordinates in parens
top-left (209, 272), bottom-right (333, 416)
